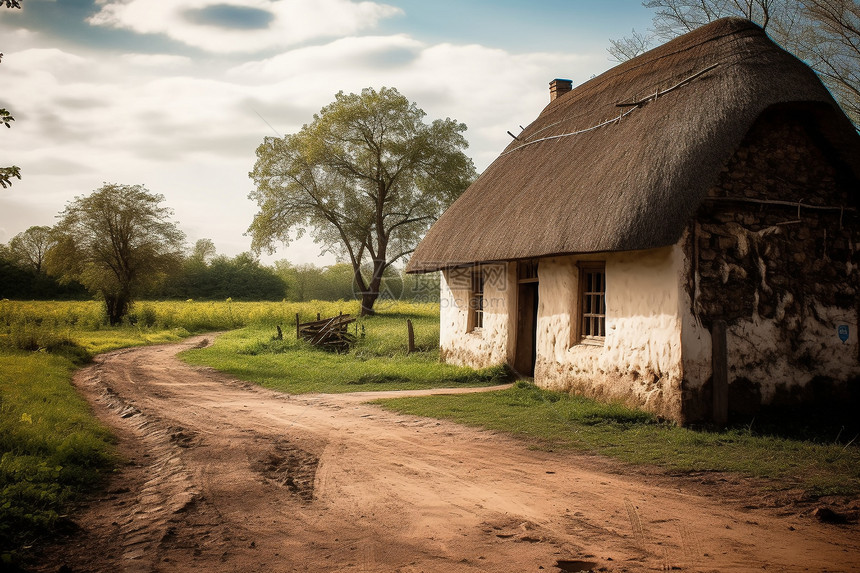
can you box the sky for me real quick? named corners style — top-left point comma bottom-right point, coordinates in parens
top-left (0, 0), bottom-right (654, 266)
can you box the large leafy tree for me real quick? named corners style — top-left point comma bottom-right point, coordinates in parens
top-left (249, 86), bottom-right (476, 315)
top-left (46, 183), bottom-right (185, 325)
top-left (1, 0), bottom-right (22, 188)
top-left (609, 0), bottom-right (860, 128)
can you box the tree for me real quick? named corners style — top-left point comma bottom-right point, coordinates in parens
top-left (608, 28), bottom-right (654, 62)
top-left (1, 0), bottom-right (22, 188)
top-left (201, 253), bottom-right (287, 300)
top-left (249, 87), bottom-right (476, 316)
top-left (150, 247), bottom-right (287, 301)
top-left (609, 0), bottom-right (860, 128)
top-left (190, 238), bottom-right (217, 264)
top-left (8, 225), bottom-right (53, 273)
top-left (46, 183), bottom-right (185, 325)
top-left (794, 0), bottom-right (860, 125)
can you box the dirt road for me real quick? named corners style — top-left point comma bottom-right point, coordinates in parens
top-left (31, 335), bottom-right (859, 572)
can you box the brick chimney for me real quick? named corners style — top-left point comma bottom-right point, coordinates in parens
top-left (549, 78), bottom-right (572, 101)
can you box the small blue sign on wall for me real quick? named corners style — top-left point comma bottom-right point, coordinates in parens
top-left (838, 325), bottom-right (849, 343)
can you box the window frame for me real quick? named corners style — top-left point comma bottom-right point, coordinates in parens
top-left (468, 266), bottom-right (485, 332)
top-left (576, 262), bottom-right (606, 344)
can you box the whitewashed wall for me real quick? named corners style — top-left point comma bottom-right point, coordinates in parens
top-left (439, 263), bottom-right (514, 369)
top-left (535, 248), bottom-right (687, 421)
top-left (436, 238), bottom-right (860, 423)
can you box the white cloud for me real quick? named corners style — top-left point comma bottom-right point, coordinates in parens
top-left (88, 0), bottom-right (403, 54)
top-left (3, 48), bottom-right (89, 80)
top-left (121, 53), bottom-right (194, 69)
top-left (229, 38), bottom-right (605, 168)
top-left (228, 34), bottom-right (423, 82)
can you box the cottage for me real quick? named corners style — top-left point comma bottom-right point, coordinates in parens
top-left (407, 18), bottom-right (860, 425)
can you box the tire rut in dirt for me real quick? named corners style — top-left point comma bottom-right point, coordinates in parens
top-left (251, 439), bottom-right (319, 502)
top-left (80, 369), bottom-right (201, 571)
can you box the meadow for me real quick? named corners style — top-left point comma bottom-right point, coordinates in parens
top-left (180, 302), bottom-right (510, 393)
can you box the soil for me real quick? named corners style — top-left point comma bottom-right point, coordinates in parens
top-left (25, 335), bottom-right (860, 573)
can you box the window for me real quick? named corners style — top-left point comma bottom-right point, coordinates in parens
top-left (470, 267), bottom-right (485, 331)
top-left (578, 263), bottom-right (606, 342)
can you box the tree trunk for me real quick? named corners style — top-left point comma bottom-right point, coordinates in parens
top-left (104, 292), bottom-right (131, 326)
top-left (360, 291), bottom-right (378, 316)
top-left (359, 259), bottom-right (389, 317)
top-left (353, 258), bottom-right (386, 316)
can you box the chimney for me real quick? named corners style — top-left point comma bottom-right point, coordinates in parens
top-left (549, 78), bottom-right (572, 101)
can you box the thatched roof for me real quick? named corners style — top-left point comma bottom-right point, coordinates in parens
top-left (407, 18), bottom-right (860, 273)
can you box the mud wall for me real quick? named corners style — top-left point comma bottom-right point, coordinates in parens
top-left (682, 108), bottom-right (860, 421)
top-left (535, 250), bottom-right (687, 422)
top-left (439, 263), bottom-right (514, 369)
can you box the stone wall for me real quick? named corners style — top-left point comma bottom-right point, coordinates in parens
top-left (682, 107), bottom-right (860, 421)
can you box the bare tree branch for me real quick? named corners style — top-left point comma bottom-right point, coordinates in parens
top-left (613, 0), bottom-right (858, 127)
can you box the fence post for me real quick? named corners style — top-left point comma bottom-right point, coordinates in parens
top-left (407, 319), bottom-right (415, 354)
top-left (295, 313), bottom-right (300, 340)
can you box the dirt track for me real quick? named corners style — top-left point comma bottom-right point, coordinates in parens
top-left (31, 335), bottom-right (860, 572)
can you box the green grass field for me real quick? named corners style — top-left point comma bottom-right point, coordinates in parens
top-left (180, 303), bottom-right (511, 393)
top-left (0, 349), bottom-right (117, 560)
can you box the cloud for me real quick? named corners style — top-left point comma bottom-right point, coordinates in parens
top-left (227, 34), bottom-right (423, 82)
top-left (23, 157), bottom-right (94, 177)
top-left (228, 37), bottom-right (604, 168)
top-left (184, 4), bottom-right (275, 30)
top-left (120, 53), bottom-right (193, 69)
top-left (2, 48), bottom-right (89, 80)
top-left (88, 0), bottom-right (403, 54)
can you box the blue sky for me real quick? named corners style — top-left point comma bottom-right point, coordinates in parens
top-left (1, 0), bottom-right (654, 264)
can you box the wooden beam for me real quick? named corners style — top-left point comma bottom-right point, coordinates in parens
top-left (712, 320), bottom-right (728, 427)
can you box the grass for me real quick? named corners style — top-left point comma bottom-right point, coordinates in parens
top-left (375, 380), bottom-right (860, 497)
top-left (180, 305), bottom-right (512, 393)
top-left (0, 300), bottom-right (194, 564)
top-left (0, 348), bottom-right (116, 564)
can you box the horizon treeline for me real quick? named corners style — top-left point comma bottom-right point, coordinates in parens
top-left (0, 241), bottom-right (439, 304)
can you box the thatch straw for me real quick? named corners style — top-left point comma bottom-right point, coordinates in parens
top-left (407, 18), bottom-right (859, 273)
